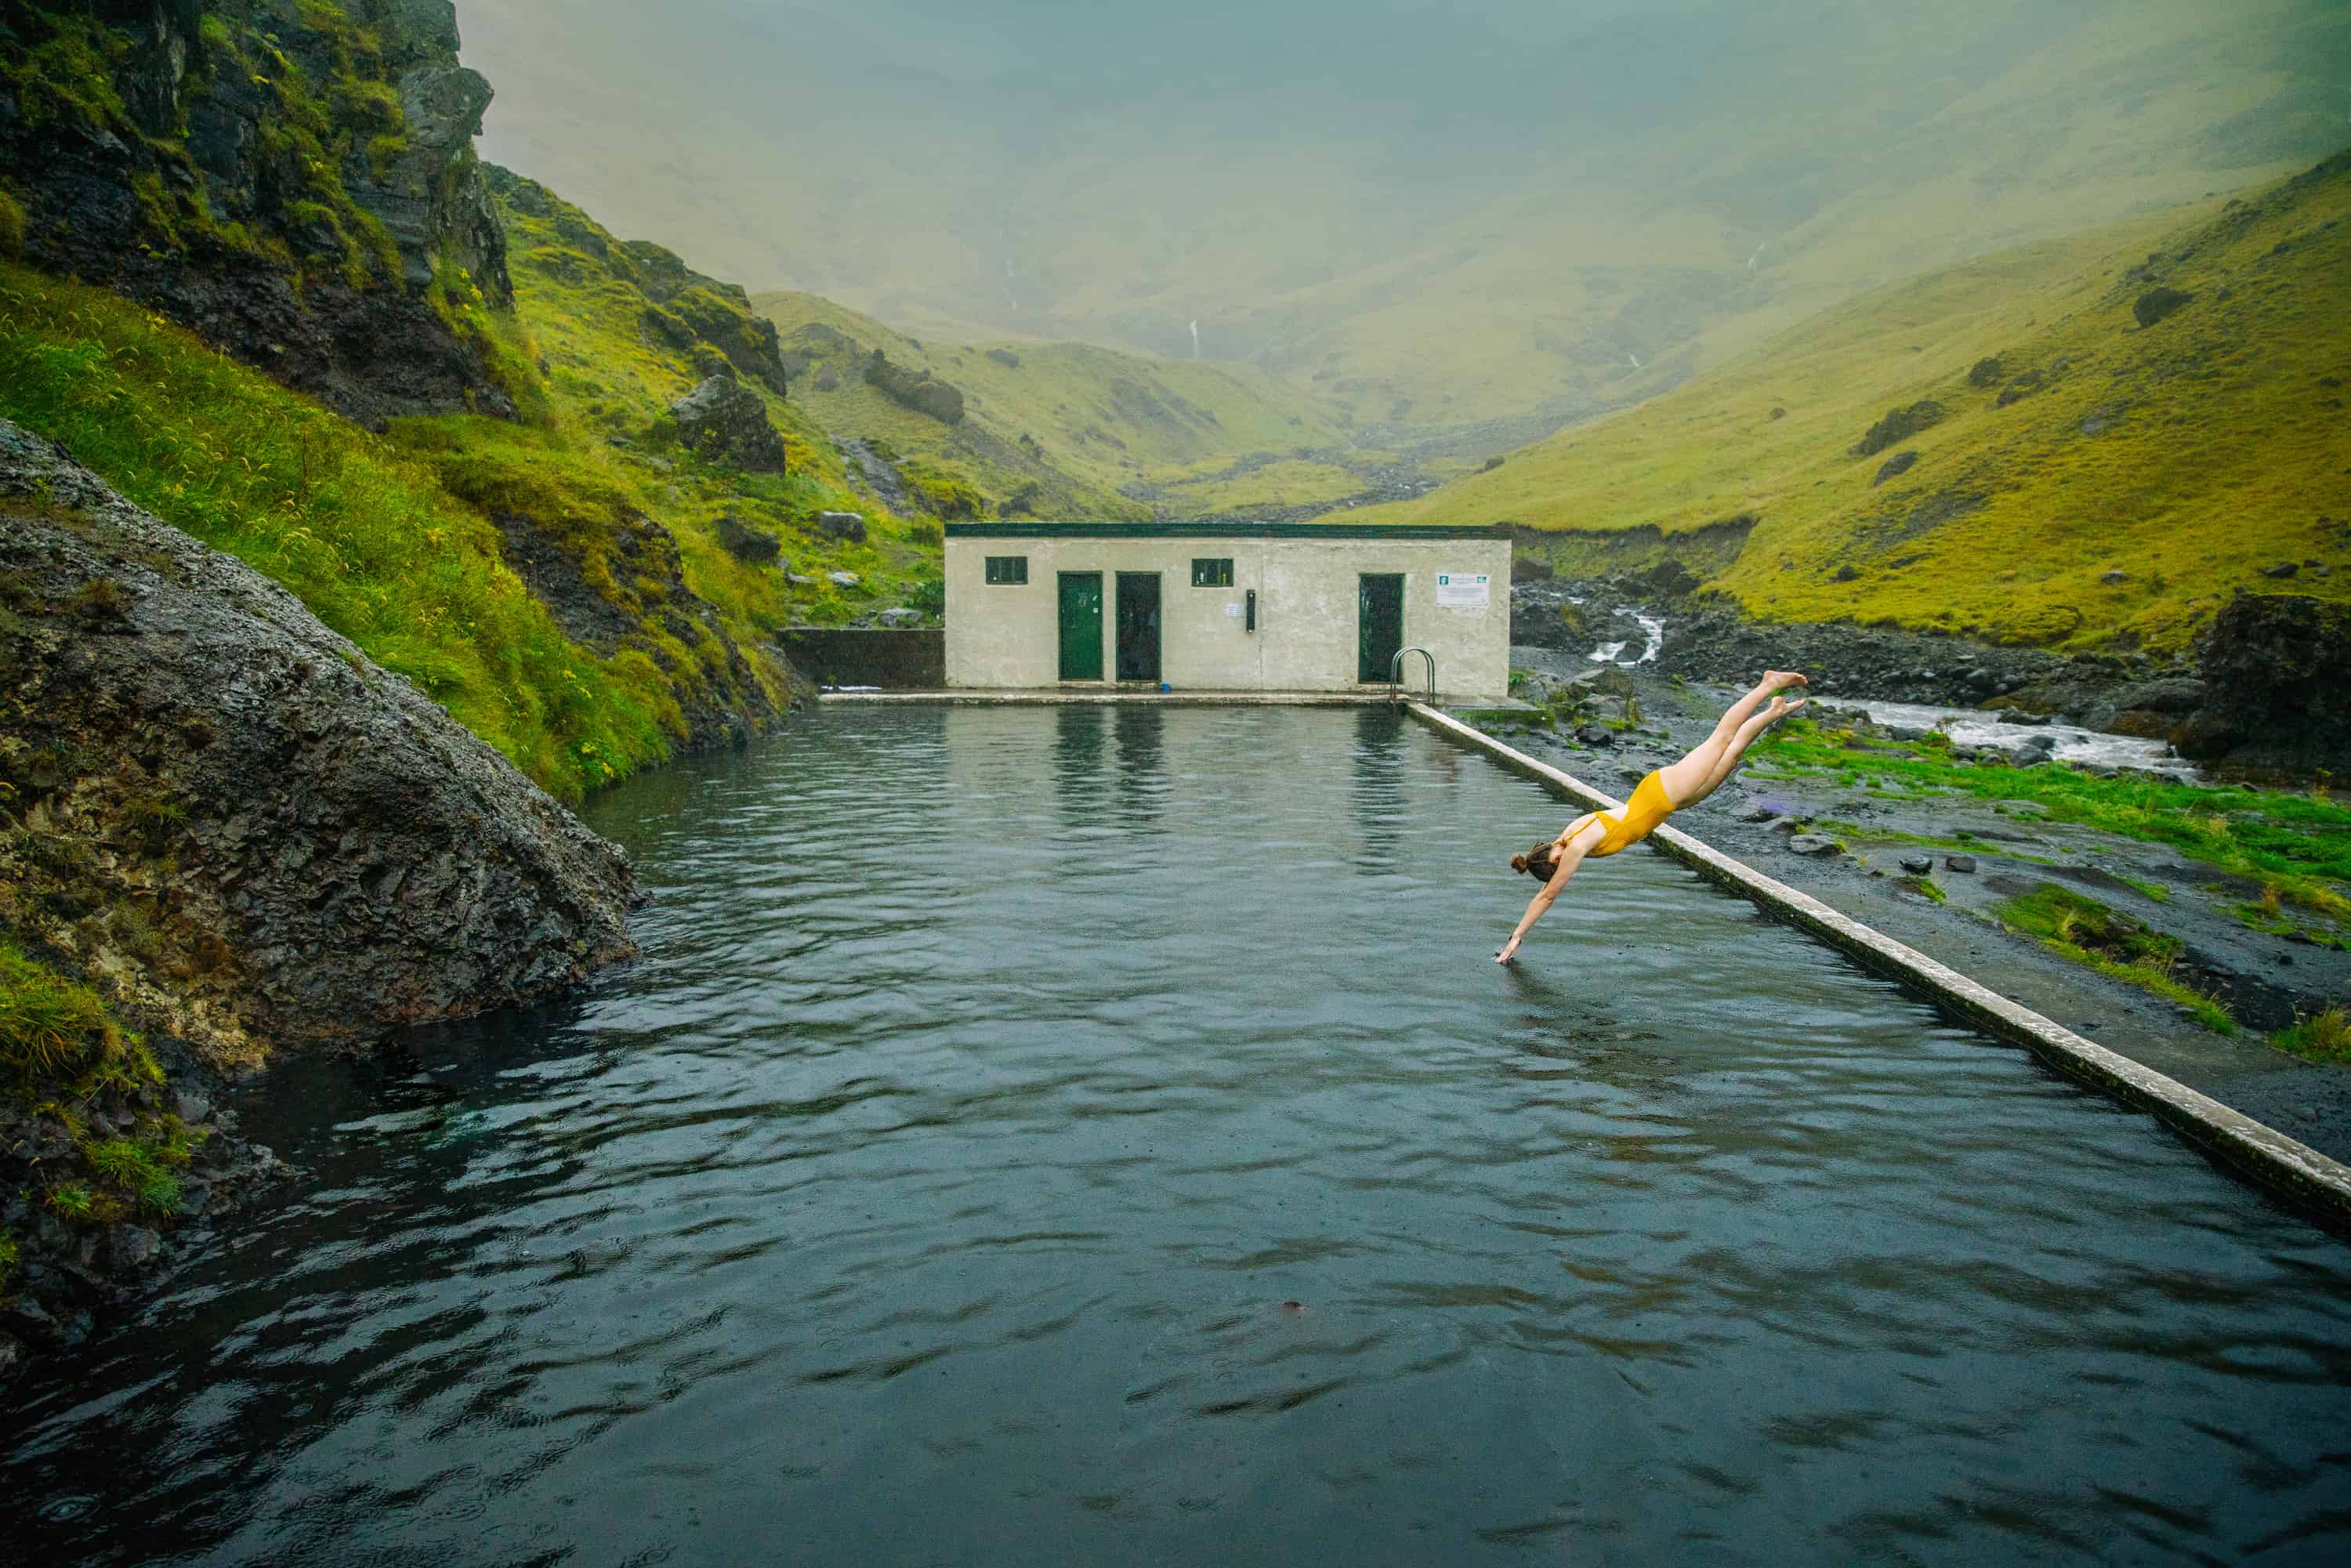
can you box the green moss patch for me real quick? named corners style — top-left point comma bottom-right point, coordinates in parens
top-left (1, 940), bottom-right (206, 1299)
top-left (1753, 719), bottom-right (2351, 903)
top-left (1991, 882), bottom-right (2236, 1033)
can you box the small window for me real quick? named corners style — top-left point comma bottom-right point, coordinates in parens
top-left (984, 556), bottom-right (1029, 585)
top-left (1190, 557), bottom-right (1234, 588)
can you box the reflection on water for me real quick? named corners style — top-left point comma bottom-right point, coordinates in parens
top-left (4, 707), bottom-right (2348, 1567)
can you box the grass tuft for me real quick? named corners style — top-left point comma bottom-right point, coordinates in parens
top-left (2272, 1007), bottom-right (2350, 1065)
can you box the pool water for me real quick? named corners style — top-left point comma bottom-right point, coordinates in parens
top-left (5, 707), bottom-right (2348, 1566)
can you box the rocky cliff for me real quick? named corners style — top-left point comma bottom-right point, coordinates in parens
top-left (0, 417), bottom-right (639, 1066)
top-left (0, 0), bottom-right (519, 426)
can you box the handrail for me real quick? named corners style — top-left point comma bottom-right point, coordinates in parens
top-left (1389, 646), bottom-right (1436, 707)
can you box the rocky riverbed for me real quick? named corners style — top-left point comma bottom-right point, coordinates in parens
top-left (1486, 639), bottom-right (2351, 1164)
top-left (1511, 567), bottom-right (2349, 775)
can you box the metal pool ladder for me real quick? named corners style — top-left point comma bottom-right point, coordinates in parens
top-left (1389, 647), bottom-right (1436, 708)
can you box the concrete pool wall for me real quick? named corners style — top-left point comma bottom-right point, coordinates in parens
top-left (1405, 701), bottom-right (2351, 1226)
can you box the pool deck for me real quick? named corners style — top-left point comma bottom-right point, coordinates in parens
top-left (1403, 701), bottom-right (2351, 1228)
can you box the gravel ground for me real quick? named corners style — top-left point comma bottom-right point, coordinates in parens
top-left (1482, 645), bottom-right (2351, 1168)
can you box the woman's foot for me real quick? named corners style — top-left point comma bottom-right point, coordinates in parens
top-left (1761, 670), bottom-right (1809, 693)
top-left (1763, 694), bottom-right (1808, 722)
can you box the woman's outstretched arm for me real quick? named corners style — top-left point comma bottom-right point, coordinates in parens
top-left (1497, 822), bottom-right (1601, 963)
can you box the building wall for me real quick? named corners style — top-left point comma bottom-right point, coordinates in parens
top-left (944, 535), bottom-right (1511, 697)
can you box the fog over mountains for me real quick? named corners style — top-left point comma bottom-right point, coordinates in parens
top-left (467, 0), bottom-right (2350, 436)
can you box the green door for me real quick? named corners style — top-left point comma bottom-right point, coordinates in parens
top-left (1358, 573), bottom-right (1405, 682)
top-left (1058, 571), bottom-right (1104, 681)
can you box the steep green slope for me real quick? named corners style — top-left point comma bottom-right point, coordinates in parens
top-left (754, 290), bottom-right (1358, 519)
top-left (420, 170), bottom-right (940, 632)
top-left (1349, 152), bottom-right (2351, 653)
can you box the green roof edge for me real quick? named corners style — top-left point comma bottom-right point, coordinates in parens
top-left (944, 521), bottom-right (1512, 540)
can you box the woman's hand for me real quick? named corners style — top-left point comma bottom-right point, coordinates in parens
top-left (1496, 936), bottom-right (1521, 964)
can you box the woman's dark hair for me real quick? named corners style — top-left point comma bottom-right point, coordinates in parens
top-left (1510, 840), bottom-right (1557, 880)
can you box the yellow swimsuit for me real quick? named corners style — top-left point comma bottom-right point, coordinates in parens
top-left (1569, 771), bottom-right (1675, 857)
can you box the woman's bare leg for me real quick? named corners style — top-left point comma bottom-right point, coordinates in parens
top-left (1677, 696), bottom-right (1805, 807)
top-left (1658, 672), bottom-right (1807, 804)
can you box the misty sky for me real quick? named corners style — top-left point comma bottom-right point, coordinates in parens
top-left (461, 0), bottom-right (2349, 422)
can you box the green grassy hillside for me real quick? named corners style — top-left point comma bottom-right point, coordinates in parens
top-left (1348, 151), bottom-right (2351, 653)
top-left (755, 290), bottom-right (1359, 519)
top-left (0, 187), bottom-right (915, 801)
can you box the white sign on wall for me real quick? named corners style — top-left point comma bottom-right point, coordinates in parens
top-left (1434, 572), bottom-right (1491, 608)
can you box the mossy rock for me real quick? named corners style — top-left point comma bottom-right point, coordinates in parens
top-left (2133, 287), bottom-right (2193, 328)
top-left (715, 514), bottom-right (781, 564)
top-left (1851, 400), bottom-right (1944, 457)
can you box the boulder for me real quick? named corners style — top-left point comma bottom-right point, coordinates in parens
top-left (1871, 451), bottom-right (1919, 487)
top-left (668, 371), bottom-right (788, 473)
top-left (828, 570), bottom-right (862, 587)
top-left (715, 514), bottom-right (781, 564)
top-left (877, 608), bottom-right (922, 628)
top-left (1785, 834), bottom-right (1843, 857)
top-left (1945, 855), bottom-right (1978, 874)
top-left (1899, 856), bottom-right (1934, 874)
top-left (0, 420), bottom-right (637, 1062)
top-left (2133, 288), bottom-right (2193, 328)
top-left (2173, 592), bottom-right (2351, 770)
top-left (1994, 370), bottom-right (2048, 407)
top-left (1630, 559), bottom-right (1701, 599)
top-left (817, 511), bottom-right (868, 542)
top-left (1851, 400), bottom-right (1944, 458)
top-left (1966, 356), bottom-right (2007, 389)
top-left (863, 350), bottom-right (966, 425)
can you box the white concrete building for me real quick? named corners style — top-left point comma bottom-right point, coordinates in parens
top-left (942, 523), bottom-right (1512, 698)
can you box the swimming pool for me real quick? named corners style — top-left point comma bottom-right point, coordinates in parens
top-left (6, 706), bottom-right (2348, 1564)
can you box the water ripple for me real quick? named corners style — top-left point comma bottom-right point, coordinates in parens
top-left (5, 706), bottom-right (2348, 1566)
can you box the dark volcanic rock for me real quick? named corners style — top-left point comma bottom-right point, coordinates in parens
top-left (864, 350), bottom-right (966, 425)
top-left (487, 506), bottom-right (783, 755)
top-left (2174, 592), bottom-right (2351, 770)
top-left (669, 371), bottom-right (788, 473)
top-left (716, 515), bottom-right (783, 564)
top-left (1871, 451), bottom-right (1919, 487)
top-left (1852, 400), bottom-right (1945, 458)
top-left (2133, 288), bottom-right (2194, 328)
top-left (0, 420), bottom-right (637, 1061)
top-left (1629, 559), bottom-right (1701, 599)
top-left (0, 1), bottom-right (519, 429)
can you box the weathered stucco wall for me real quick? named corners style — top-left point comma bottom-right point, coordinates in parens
top-left (944, 530), bottom-right (1511, 698)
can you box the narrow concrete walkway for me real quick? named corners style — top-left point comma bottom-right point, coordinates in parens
top-left (1408, 701), bottom-right (2351, 1228)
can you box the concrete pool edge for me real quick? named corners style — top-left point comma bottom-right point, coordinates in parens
top-left (1406, 701), bottom-right (2351, 1227)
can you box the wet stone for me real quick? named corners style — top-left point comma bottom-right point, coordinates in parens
top-left (1786, 835), bottom-right (1843, 857)
top-left (1900, 856), bottom-right (1934, 874)
top-left (1946, 855), bottom-right (1979, 873)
